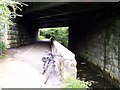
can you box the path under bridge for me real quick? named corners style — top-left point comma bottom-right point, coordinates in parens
top-left (0, 41), bottom-right (118, 89)
top-left (0, 41), bottom-right (62, 88)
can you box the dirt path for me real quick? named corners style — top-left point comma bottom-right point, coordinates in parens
top-left (0, 42), bottom-right (61, 88)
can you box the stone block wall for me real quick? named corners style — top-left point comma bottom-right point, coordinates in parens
top-left (78, 17), bottom-right (120, 82)
top-left (69, 8), bottom-right (120, 87)
top-left (6, 23), bottom-right (33, 48)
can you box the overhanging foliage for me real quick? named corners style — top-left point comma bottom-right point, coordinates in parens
top-left (0, 0), bottom-right (27, 58)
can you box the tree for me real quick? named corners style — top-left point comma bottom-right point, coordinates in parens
top-left (39, 27), bottom-right (69, 47)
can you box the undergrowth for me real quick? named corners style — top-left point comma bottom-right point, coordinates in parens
top-left (63, 77), bottom-right (91, 89)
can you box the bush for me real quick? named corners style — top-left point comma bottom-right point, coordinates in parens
top-left (0, 42), bottom-right (6, 51)
top-left (0, 0), bottom-right (26, 58)
top-left (63, 77), bottom-right (91, 89)
top-left (0, 42), bottom-right (6, 59)
top-left (38, 36), bottom-right (46, 40)
top-left (0, 54), bottom-right (6, 59)
top-left (39, 27), bottom-right (69, 47)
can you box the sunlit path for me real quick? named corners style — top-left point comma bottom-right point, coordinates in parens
top-left (14, 42), bottom-right (50, 74)
top-left (0, 59), bottom-right (45, 88)
top-left (0, 41), bottom-right (61, 88)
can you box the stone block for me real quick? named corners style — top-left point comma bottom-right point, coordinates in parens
top-left (100, 66), bottom-right (104, 71)
top-left (118, 72), bottom-right (120, 80)
top-left (110, 69), bottom-right (119, 80)
top-left (108, 52), bottom-right (113, 59)
top-left (63, 59), bottom-right (77, 79)
top-left (110, 72), bottom-right (115, 79)
top-left (108, 59), bottom-right (113, 65)
top-left (105, 68), bottom-right (110, 73)
top-left (112, 60), bottom-right (118, 67)
top-left (115, 54), bottom-right (118, 59)
top-left (100, 56), bottom-right (104, 61)
top-left (105, 64), bottom-right (111, 71)
top-left (112, 66), bottom-right (119, 74)
top-left (99, 60), bottom-right (104, 67)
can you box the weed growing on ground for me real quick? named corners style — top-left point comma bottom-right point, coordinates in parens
top-left (63, 77), bottom-right (91, 89)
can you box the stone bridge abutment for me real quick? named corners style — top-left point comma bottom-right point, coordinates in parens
top-left (69, 5), bottom-right (120, 87)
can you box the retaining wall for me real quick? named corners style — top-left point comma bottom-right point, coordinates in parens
top-left (52, 40), bottom-right (77, 80)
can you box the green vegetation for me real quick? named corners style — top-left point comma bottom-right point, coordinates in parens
top-left (63, 77), bottom-right (91, 89)
top-left (0, 42), bottom-right (6, 58)
top-left (0, 0), bottom-right (26, 59)
top-left (39, 27), bottom-right (69, 47)
top-left (38, 36), bottom-right (46, 40)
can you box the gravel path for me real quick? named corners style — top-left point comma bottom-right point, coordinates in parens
top-left (0, 42), bottom-right (62, 88)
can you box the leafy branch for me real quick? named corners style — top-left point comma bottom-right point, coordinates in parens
top-left (0, 0), bottom-right (27, 58)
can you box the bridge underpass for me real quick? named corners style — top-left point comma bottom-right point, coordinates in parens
top-left (1, 2), bottom-right (120, 89)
